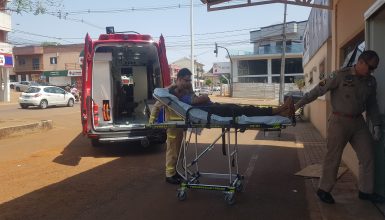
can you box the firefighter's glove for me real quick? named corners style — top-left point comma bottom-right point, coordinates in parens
top-left (148, 115), bottom-right (156, 124)
top-left (373, 126), bottom-right (381, 141)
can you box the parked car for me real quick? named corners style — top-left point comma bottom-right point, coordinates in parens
top-left (284, 91), bottom-right (304, 103)
top-left (9, 80), bottom-right (18, 89)
top-left (199, 88), bottom-right (213, 95)
top-left (19, 86), bottom-right (75, 109)
top-left (14, 81), bottom-right (32, 92)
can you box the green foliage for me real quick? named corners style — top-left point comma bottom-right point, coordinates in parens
top-left (40, 42), bottom-right (60, 46)
top-left (294, 78), bottom-right (305, 91)
top-left (10, 0), bottom-right (63, 15)
top-left (220, 73), bottom-right (230, 84)
top-left (205, 79), bottom-right (212, 86)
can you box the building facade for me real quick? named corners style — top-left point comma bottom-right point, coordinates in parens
top-left (171, 57), bottom-right (205, 88)
top-left (0, 0), bottom-right (13, 102)
top-left (230, 21), bottom-right (307, 98)
top-left (13, 44), bottom-right (83, 88)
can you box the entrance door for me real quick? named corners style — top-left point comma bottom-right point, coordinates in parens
top-left (365, 1), bottom-right (385, 196)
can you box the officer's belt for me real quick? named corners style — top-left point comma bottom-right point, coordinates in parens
top-left (333, 112), bottom-right (362, 119)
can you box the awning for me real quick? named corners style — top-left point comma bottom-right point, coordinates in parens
top-left (43, 70), bottom-right (68, 77)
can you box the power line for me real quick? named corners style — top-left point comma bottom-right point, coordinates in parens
top-left (48, 3), bottom-right (205, 15)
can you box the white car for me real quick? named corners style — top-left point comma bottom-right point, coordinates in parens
top-left (19, 86), bottom-right (75, 109)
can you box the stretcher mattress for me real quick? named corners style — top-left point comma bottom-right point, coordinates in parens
top-left (153, 88), bottom-right (292, 126)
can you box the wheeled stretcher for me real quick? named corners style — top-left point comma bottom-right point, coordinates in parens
top-left (148, 88), bottom-right (293, 205)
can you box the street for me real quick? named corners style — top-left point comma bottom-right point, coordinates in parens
top-left (0, 98), bottom-right (321, 220)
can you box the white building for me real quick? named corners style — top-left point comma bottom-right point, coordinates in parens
top-left (230, 21), bottom-right (307, 99)
top-left (0, 0), bottom-right (13, 102)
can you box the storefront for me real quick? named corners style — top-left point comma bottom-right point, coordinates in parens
top-left (43, 69), bottom-right (82, 88)
top-left (0, 53), bottom-right (13, 102)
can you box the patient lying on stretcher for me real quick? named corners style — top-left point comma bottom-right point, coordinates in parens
top-left (171, 68), bottom-right (295, 119)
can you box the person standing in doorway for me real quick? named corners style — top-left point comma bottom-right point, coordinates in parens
top-left (295, 50), bottom-right (384, 204)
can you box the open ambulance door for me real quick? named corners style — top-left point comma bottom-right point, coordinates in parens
top-left (81, 34), bottom-right (93, 135)
top-left (158, 34), bottom-right (171, 87)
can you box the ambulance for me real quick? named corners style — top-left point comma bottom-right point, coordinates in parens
top-left (81, 27), bottom-right (170, 147)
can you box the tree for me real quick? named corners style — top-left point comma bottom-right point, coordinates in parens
top-left (7, 0), bottom-right (63, 15)
top-left (40, 41), bottom-right (61, 46)
top-left (220, 73), bottom-right (230, 84)
top-left (205, 79), bottom-right (212, 87)
top-left (294, 78), bottom-right (305, 92)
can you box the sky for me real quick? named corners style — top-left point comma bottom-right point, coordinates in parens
top-left (9, 0), bottom-right (311, 71)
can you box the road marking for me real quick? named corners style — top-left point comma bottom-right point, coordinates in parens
top-left (242, 153), bottom-right (258, 191)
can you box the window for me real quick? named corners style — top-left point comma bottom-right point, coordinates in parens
top-left (18, 58), bottom-right (26, 65)
top-left (32, 58), bottom-right (40, 70)
top-left (50, 57), bottom-right (57, 64)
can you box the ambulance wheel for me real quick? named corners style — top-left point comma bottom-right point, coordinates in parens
top-left (224, 193), bottom-right (235, 205)
top-left (177, 190), bottom-right (187, 201)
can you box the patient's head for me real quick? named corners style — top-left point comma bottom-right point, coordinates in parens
top-left (176, 68), bottom-right (193, 91)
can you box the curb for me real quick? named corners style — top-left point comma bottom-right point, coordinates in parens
top-left (0, 120), bottom-right (53, 139)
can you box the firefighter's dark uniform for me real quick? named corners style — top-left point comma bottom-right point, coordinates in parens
top-left (149, 85), bottom-right (184, 178)
top-left (296, 67), bottom-right (381, 194)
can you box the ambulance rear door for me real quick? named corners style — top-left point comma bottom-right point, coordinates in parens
top-left (81, 33), bottom-right (93, 135)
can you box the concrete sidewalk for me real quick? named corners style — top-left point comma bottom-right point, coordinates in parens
top-left (1, 93), bottom-right (384, 219)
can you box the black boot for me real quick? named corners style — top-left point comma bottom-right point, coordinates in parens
top-left (317, 189), bottom-right (335, 204)
top-left (165, 174), bottom-right (181, 185)
top-left (358, 191), bottom-right (385, 203)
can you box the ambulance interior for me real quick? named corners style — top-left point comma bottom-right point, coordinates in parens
top-left (92, 43), bottom-right (162, 127)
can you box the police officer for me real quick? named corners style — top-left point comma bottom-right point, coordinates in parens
top-left (149, 68), bottom-right (193, 184)
top-left (295, 50), bottom-right (383, 204)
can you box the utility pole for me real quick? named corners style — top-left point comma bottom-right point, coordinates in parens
top-left (190, 0), bottom-right (196, 90)
top-left (279, 3), bottom-right (287, 104)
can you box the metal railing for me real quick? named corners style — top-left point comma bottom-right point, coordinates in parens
top-left (230, 44), bottom-right (303, 56)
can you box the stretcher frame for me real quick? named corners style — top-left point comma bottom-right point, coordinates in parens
top-left (148, 90), bottom-right (292, 205)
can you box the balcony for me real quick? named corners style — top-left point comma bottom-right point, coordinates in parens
top-left (0, 42), bottom-right (12, 54)
top-left (230, 44), bottom-right (303, 56)
top-left (0, 11), bottom-right (11, 31)
top-left (14, 64), bottom-right (45, 72)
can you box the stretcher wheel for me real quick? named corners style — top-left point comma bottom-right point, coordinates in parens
top-left (235, 181), bottom-right (243, 192)
top-left (224, 193), bottom-right (235, 205)
top-left (177, 190), bottom-right (187, 201)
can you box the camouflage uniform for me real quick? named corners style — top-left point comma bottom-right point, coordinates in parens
top-left (296, 67), bottom-right (381, 193)
top-left (149, 85), bottom-right (184, 178)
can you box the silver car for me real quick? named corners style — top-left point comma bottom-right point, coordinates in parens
top-left (14, 81), bottom-right (36, 92)
top-left (19, 86), bottom-right (75, 109)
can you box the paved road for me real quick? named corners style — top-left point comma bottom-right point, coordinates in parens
top-left (0, 96), bottom-right (319, 219)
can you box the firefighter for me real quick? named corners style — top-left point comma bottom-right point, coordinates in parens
top-left (149, 68), bottom-right (193, 184)
top-left (295, 50), bottom-right (384, 204)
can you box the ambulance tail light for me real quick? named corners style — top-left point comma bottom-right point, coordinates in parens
top-left (92, 101), bottom-right (99, 126)
top-left (102, 100), bottom-right (111, 121)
